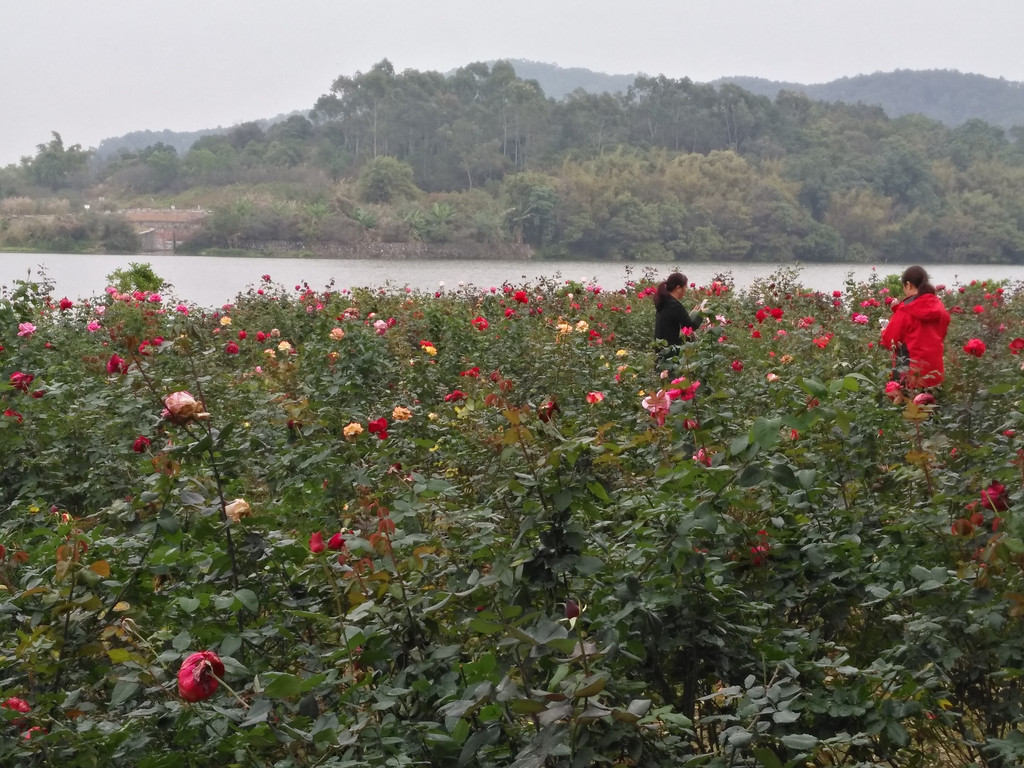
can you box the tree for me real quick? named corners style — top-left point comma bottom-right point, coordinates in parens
top-left (25, 132), bottom-right (91, 190)
top-left (356, 156), bottom-right (420, 204)
top-left (502, 172), bottom-right (558, 247)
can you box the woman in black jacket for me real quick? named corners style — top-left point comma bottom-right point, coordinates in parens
top-left (654, 272), bottom-right (707, 364)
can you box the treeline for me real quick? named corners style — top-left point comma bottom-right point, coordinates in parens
top-left (3, 59), bottom-right (1024, 263)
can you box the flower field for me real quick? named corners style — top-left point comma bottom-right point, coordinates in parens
top-left (3, 265), bottom-right (1024, 767)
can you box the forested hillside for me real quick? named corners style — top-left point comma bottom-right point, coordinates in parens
top-left (3, 59), bottom-right (1024, 264)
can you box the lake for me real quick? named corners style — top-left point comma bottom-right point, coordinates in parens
top-left (3, 251), bottom-right (1023, 308)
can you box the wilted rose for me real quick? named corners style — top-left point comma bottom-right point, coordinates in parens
top-left (162, 391), bottom-right (209, 423)
top-left (177, 651), bottom-right (225, 702)
top-left (224, 498), bottom-right (251, 523)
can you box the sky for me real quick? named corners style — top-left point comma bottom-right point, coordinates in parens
top-left (3, 0), bottom-right (1024, 167)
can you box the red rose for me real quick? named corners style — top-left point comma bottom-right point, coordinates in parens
top-left (981, 482), bottom-right (1009, 512)
top-left (513, 290), bottom-right (529, 304)
top-left (2, 697), bottom-right (30, 714)
top-left (538, 400), bottom-right (558, 422)
top-left (9, 372), bottom-right (33, 391)
top-left (132, 435), bottom-right (152, 453)
top-left (237, 330), bottom-right (247, 340)
top-left (107, 354), bottom-right (128, 374)
top-left (177, 651), bottom-right (225, 702)
top-left (1009, 338), bottom-right (1024, 355)
top-left (963, 338), bottom-right (986, 357)
top-left (368, 417), bottom-right (389, 440)
top-left (444, 390), bottom-right (466, 402)
top-left (504, 308), bottom-right (515, 318)
top-left (731, 360), bottom-right (743, 372)
top-left (471, 315), bottom-right (489, 331)
top-left (58, 297), bottom-right (74, 311)
top-left (327, 531), bottom-right (347, 551)
top-left (309, 532), bottom-right (326, 553)
top-left (225, 341), bottom-right (239, 355)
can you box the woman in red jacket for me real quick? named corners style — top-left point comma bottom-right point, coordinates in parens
top-left (881, 265), bottom-right (951, 388)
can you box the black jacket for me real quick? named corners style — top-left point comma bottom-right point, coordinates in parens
top-left (655, 295), bottom-right (704, 348)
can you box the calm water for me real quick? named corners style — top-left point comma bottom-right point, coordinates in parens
top-left (3, 252), bottom-right (1023, 308)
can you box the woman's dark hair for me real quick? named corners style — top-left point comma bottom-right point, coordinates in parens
top-left (654, 272), bottom-right (687, 309)
top-left (902, 265), bottom-right (936, 295)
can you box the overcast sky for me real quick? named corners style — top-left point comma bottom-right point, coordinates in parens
top-left (3, 0), bottom-right (1023, 167)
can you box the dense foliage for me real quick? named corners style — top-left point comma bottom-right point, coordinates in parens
top-left (3, 61), bottom-right (1024, 263)
top-left (3, 264), bottom-right (1024, 766)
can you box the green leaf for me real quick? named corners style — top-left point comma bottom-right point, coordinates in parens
top-left (738, 464), bottom-right (766, 487)
top-left (752, 747), bottom-right (785, 768)
top-left (241, 697), bottom-right (274, 726)
top-left (469, 618), bottom-right (503, 635)
top-left (234, 588), bottom-right (259, 613)
top-left (587, 481), bottom-right (610, 502)
top-left (107, 648), bottom-right (134, 664)
top-left (781, 733), bottom-right (817, 751)
top-left (834, 409), bottom-right (851, 435)
top-left (752, 417), bottom-right (783, 449)
top-left (264, 673), bottom-right (304, 699)
top-left (798, 377), bottom-right (827, 398)
top-left (730, 433), bottom-right (751, 455)
top-left (770, 464), bottom-right (799, 490)
top-left (795, 469), bottom-right (817, 490)
top-left (572, 673), bottom-right (607, 698)
top-left (177, 597), bottom-right (200, 614)
top-left (110, 679), bottom-right (140, 706)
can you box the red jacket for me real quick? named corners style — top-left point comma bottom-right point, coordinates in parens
top-left (881, 293), bottom-right (951, 387)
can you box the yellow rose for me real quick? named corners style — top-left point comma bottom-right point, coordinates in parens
top-left (423, 345), bottom-right (437, 356)
top-left (330, 327), bottom-right (345, 341)
top-left (277, 340), bottom-right (293, 352)
top-left (616, 349), bottom-right (628, 357)
top-left (219, 316), bottom-right (232, 326)
top-left (575, 320), bottom-right (589, 332)
top-left (392, 406), bottom-right (413, 421)
top-left (343, 422), bottom-right (364, 438)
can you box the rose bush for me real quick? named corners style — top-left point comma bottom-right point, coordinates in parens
top-left (3, 267), bottom-right (1024, 765)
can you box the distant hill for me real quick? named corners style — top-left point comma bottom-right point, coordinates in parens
top-left (500, 62), bottom-right (1024, 131)
top-left (711, 70), bottom-right (1024, 130)
top-left (91, 64), bottom-right (1024, 159)
top-left (493, 59), bottom-right (637, 99)
top-left (92, 111), bottom-right (305, 161)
